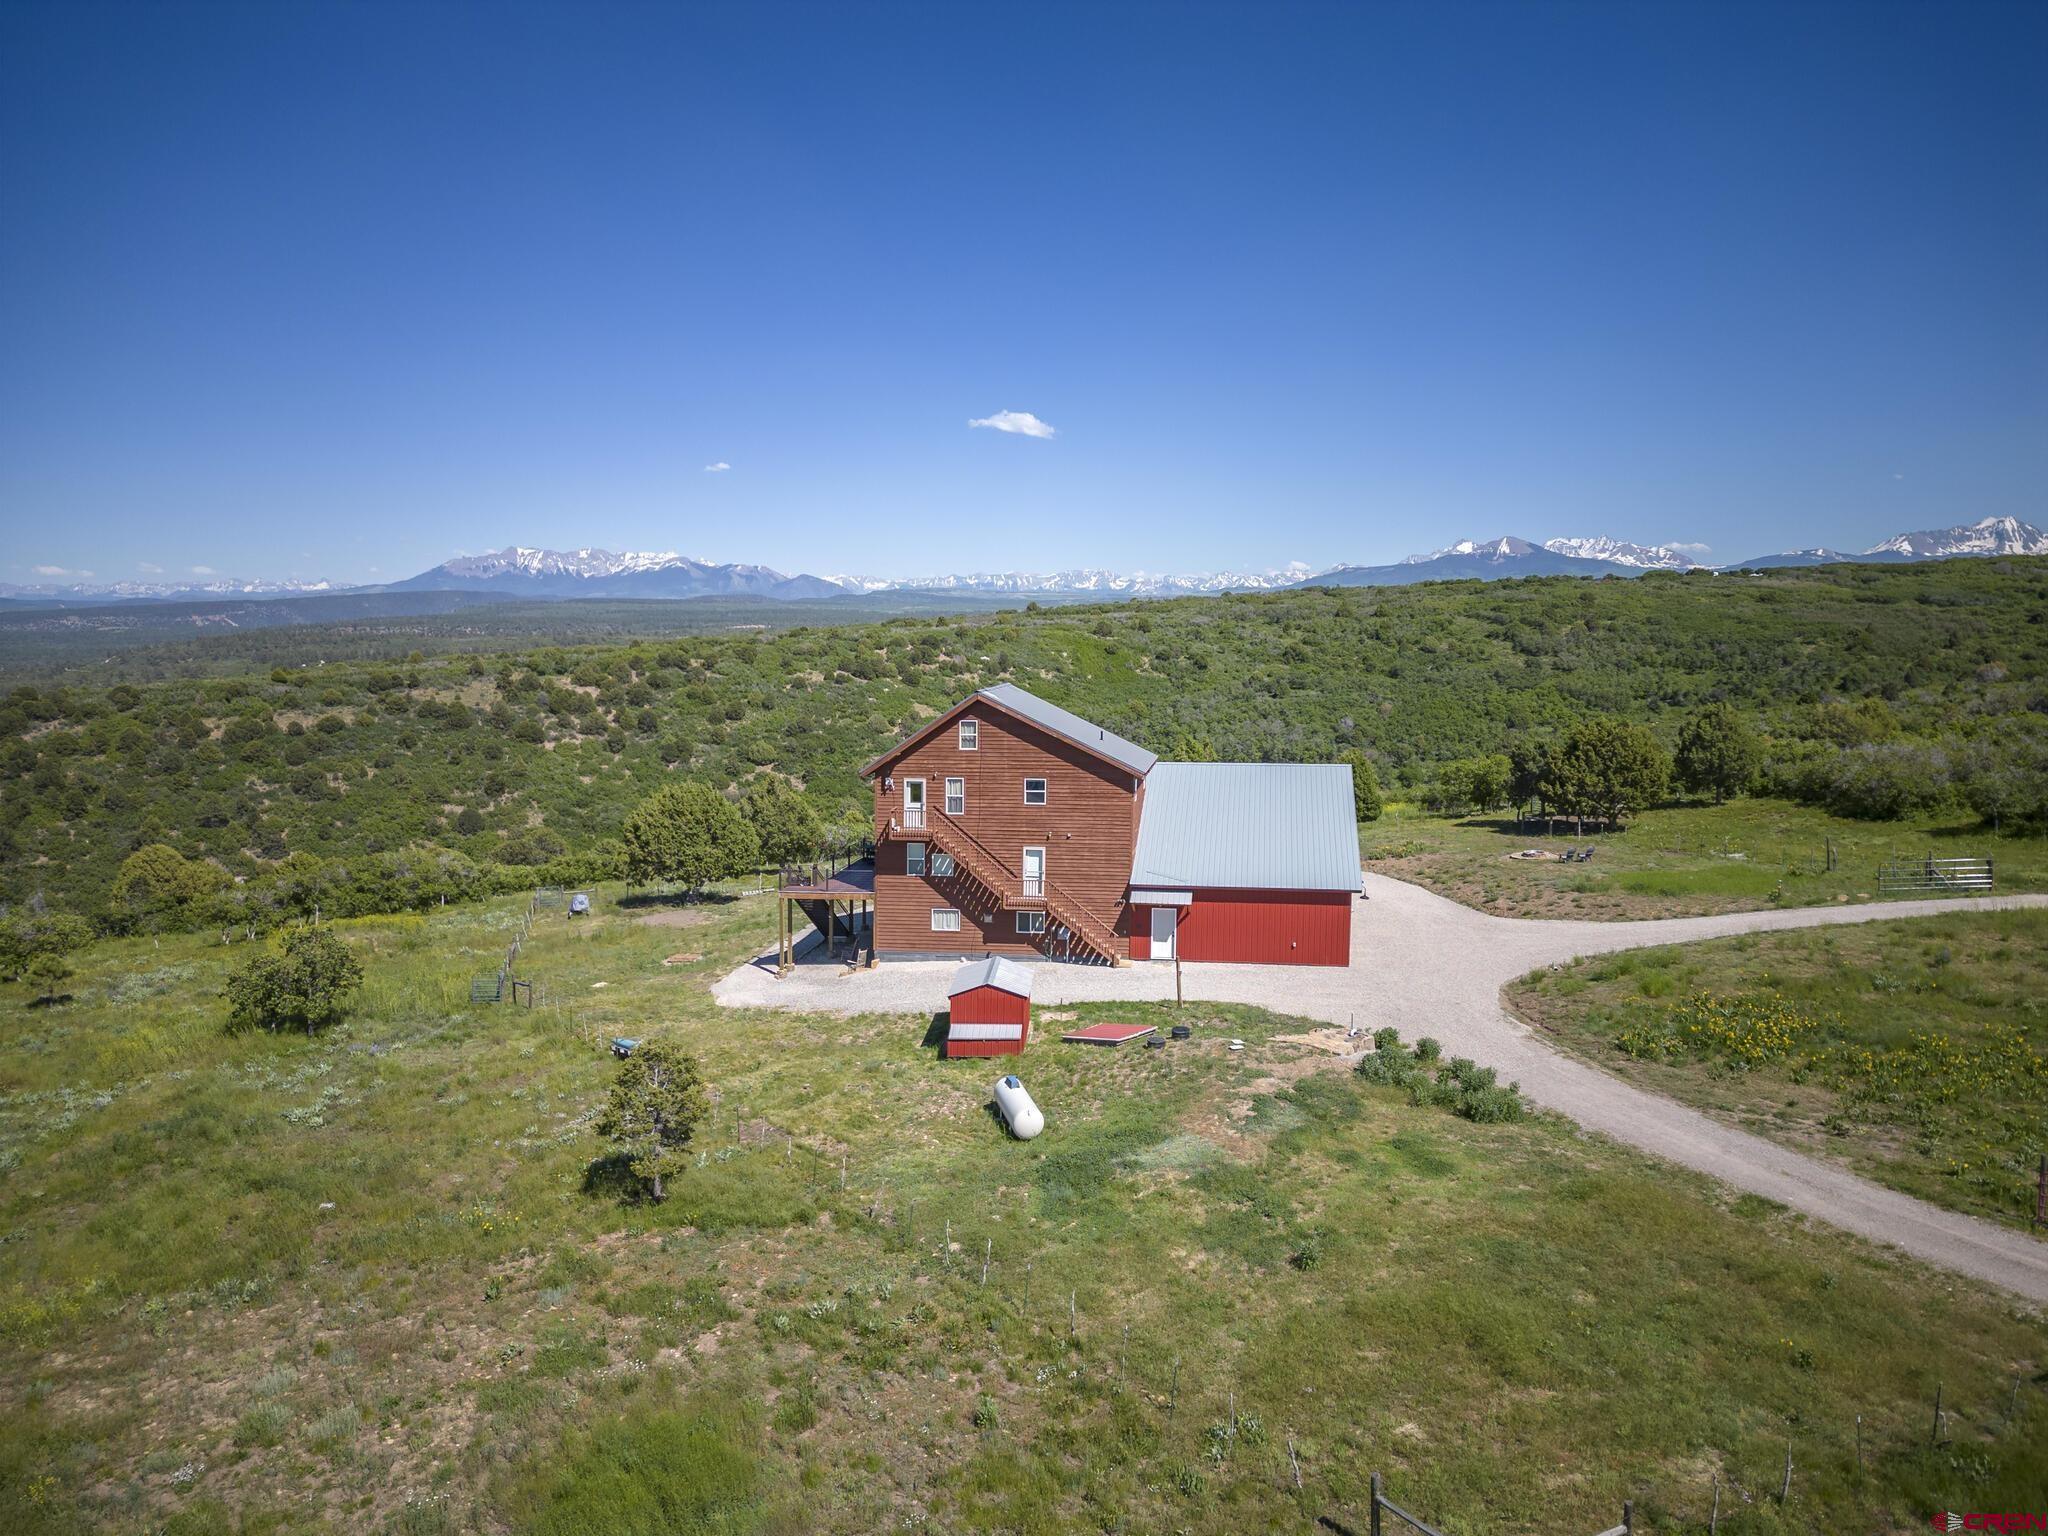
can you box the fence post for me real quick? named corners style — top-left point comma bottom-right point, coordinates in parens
top-left (1370, 1472), bottom-right (1383, 1536)
top-left (1623, 1498), bottom-right (1634, 1534)
top-left (1709, 1475), bottom-right (1720, 1535)
top-left (2035, 1154), bottom-right (2046, 1228)
top-left (1931, 1381), bottom-right (1944, 1446)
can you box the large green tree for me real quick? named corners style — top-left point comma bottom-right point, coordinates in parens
top-left (1673, 702), bottom-right (1762, 803)
top-left (1541, 718), bottom-right (1670, 830)
top-left (111, 844), bottom-right (228, 929)
top-left (741, 777), bottom-right (825, 866)
top-left (222, 927), bottom-right (364, 1035)
top-left (595, 1041), bottom-right (709, 1202)
top-left (1340, 752), bottom-right (1383, 822)
top-left (621, 783), bottom-right (761, 891)
top-left (0, 910), bottom-right (93, 982)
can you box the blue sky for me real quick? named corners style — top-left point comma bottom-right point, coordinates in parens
top-left (2, 0), bottom-right (2043, 586)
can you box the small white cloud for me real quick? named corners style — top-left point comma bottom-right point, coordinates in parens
top-left (191, 565), bottom-right (217, 576)
top-left (1669, 542), bottom-right (1714, 557)
top-left (704, 461), bottom-right (731, 472)
top-left (968, 409), bottom-right (1056, 439)
top-left (34, 564), bottom-right (71, 577)
top-left (138, 561), bottom-right (164, 574)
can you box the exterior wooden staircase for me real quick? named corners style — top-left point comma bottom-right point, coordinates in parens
top-left (888, 812), bottom-right (1125, 965)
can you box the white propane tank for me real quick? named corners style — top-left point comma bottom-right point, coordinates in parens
top-left (993, 1074), bottom-right (1044, 1140)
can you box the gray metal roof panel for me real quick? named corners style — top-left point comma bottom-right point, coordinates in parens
top-left (975, 684), bottom-right (1158, 776)
top-left (949, 956), bottom-right (1035, 997)
top-left (1130, 762), bottom-right (1362, 892)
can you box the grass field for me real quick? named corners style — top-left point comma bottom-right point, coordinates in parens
top-left (1359, 797), bottom-right (2048, 919)
top-left (1505, 910), bottom-right (2048, 1232)
top-left (2, 891), bottom-right (2044, 1534)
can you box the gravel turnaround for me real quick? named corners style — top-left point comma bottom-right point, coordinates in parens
top-left (715, 876), bottom-right (2048, 1302)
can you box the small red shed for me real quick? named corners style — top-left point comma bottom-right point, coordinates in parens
top-left (946, 957), bottom-right (1034, 1058)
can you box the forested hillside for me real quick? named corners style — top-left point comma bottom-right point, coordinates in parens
top-left (3, 559), bottom-right (2043, 932)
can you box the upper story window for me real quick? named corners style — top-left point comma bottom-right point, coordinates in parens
top-left (931, 851), bottom-right (956, 878)
top-left (905, 841), bottom-right (926, 876)
top-left (944, 777), bottom-right (965, 815)
top-left (1023, 777), bottom-right (1047, 806)
top-left (958, 719), bottom-right (978, 750)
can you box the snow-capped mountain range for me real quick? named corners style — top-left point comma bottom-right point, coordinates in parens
top-left (3, 520), bottom-right (2040, 606)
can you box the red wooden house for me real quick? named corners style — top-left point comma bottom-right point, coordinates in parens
top-left (863, 684), bottom-right (1359, 967)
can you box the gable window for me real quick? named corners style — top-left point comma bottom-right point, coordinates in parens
top-left (944, 777), bottom-right (965, 815)
top-left (1023, 777), bottom-right (1047, 806)
top-left (905, 841), bottom-right (926, 877)
top-left (931, 907), bottom-right (961, 933)
top-left (931, 851), bottom-right (956, 878)
top-left (958, 719), bottom-right (978, 751)
top-left (1015, 911), bottom-right (1047, 935)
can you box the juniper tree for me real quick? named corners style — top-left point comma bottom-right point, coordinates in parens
top-left (595, 1041), bottom-right (709, 1202)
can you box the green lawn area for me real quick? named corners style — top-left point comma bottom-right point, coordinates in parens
top-left (1505, 910), bottom-right (2048, 1232)
top-left (1359, 796), bottom-right (2048, 919)
top-left (2, 892), bottom-right (2044, 1534)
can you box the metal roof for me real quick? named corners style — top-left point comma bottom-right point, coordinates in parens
top-left (949, 956), bottom-right (1035, 998)
top-left (974, 684), bottom-right (1158, 776)
top-left (1130, 762), bottom-right (1362, 893)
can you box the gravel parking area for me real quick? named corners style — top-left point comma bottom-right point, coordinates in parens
top-left (715, 875), bottom-right (2048, 1301)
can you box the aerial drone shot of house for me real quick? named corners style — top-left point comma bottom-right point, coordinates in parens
top-left (855, 684), bottom-right (1361, 967)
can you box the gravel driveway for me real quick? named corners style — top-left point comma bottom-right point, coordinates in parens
top-left (715, 876), bottom-right (2048, 1301)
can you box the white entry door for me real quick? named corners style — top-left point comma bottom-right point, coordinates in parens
top-left (903, 778), bottom-right (925, 829)
top-left (1020, 847), bottom-right (1045, 898)
top-left (1150, 906), bottom-right (1176, 960)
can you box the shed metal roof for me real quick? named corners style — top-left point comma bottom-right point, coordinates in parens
top-left (973, 684), bottom-right (1158, 776)
top-left (949, 956), bottom-right (1035, 998)
top-left (1129, 762), bottom-right (1362, 893)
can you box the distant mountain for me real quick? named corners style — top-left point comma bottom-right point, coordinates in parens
top-left (1857, 515), bottom-right (2048, 562)
top-left (1723, 547), bottom-right (1859, 570)
top-left (883, 565), bottom-right (1316, 597)
top-left (380, 546), bottom-right (842, 601)
top-left (1309, 535), bottom-right (1642, 587)
top-left (1540, 536), bottom-right (1704, 571)
top-left (1733, 517), bottom-right (2047, 570)
top-left (0, 576), bottom-right (339, 604)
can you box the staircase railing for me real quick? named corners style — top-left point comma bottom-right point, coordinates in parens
top-left (921, 811), bottom-right (1124, 964)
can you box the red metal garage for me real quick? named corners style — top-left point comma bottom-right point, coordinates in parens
top-left (1130, 888), bottom-right (1352, 966)
top-left (945, 956), bottom-right (1033, 1057)
top-left (1125, 763), bottom-right (1361, 968)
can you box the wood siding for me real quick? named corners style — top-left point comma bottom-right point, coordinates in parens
top-left (1139, 890), bottom-right (1352, 966)
top-left (870, 702), bottom-right (1140, 959)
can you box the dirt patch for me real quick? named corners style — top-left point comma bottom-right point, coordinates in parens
top-left (662, 951), bottom-right (703, 966)
top-left (1275, 1028), bottom-right (1357, 1055)
top-left (637, 909), bottom-right (711, 930)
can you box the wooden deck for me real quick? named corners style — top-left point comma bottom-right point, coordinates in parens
top-left (776, 862), bottom-right (876, 900)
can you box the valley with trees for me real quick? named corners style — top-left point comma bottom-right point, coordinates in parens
top-left (2, 560), bottom-right (2046, 1535)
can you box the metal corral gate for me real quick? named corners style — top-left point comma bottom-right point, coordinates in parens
top-left (1877, 857), bottom-right (1993, 893)
top-left (1360, 1473), bottom-right (1631, 1536)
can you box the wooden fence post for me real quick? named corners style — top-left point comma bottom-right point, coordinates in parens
top-left (1370, 1472), bottom-right (1383, 1536)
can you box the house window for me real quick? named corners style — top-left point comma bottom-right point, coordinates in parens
top-left (1015, 911), bottom-right (1046, 935)
top-left (931, 907), bottom-right (961, 933)
top-left (958, 719), bottom-right (978, 750)
top-left (1023, 777), bottom-right (1047, 806)
top-left (945, 777), bottom-right (965, 815)
top-left (931, 851), bottom-right (956, 878)
top-left (905, 841), bottom-right (926, 876)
